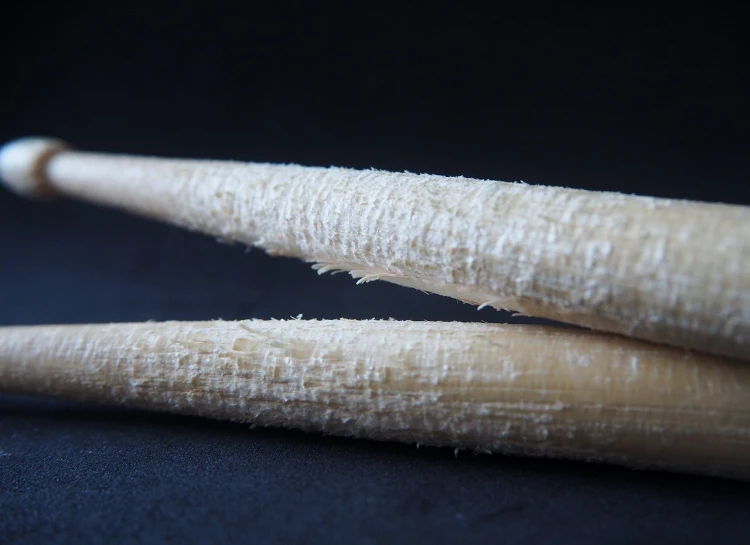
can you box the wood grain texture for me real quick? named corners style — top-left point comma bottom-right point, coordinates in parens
top-left (1, 138), bottom-right (748, 360)
top-left (1, 319), bottom-right (748, 479)
top-left (5, 141), bottom-right (750, 358)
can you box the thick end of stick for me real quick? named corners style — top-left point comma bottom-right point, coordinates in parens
top-left (0, 137), bottom-right (71, 198)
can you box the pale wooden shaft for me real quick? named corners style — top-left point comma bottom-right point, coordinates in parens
top-left (1, 138), bottom-right (749, 360)
top-left (1, 320), bottom-right (749, 479)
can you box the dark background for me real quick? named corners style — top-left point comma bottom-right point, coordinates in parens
top-left (1, 3), bottom-right (749, 543)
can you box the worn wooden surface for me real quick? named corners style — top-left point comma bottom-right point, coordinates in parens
top-left (1, 319), bottom-right (748, 478)
top-left (1, 138), bottom-right (747, 360)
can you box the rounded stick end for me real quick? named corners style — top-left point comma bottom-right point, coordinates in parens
top-left (0, 137), bottom-right (71, 198)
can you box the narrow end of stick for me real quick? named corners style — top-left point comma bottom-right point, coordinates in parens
top-left (0, 137), bottom-right (71, 198)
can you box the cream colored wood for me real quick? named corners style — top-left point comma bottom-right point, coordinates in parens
top-left (1, 319), bottom-right (748, 479)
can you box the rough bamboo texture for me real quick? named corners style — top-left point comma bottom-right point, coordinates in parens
top-left (1, 138), bottom-right (748, 360)
top-left (1, 319), bottom-right (749, 479)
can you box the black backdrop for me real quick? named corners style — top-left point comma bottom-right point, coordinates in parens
top-left (1, 3), bottom-right (749, 544)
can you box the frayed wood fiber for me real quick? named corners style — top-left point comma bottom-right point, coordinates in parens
top-left (1, 320), bottom-right (749, 479)
top-left (1, 138), bottom-right (748, 360)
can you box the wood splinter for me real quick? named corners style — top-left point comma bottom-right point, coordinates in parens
top-left (1, 320), bottom-right (749, 479)
top-left (0, 138), bottom-right (748, 360)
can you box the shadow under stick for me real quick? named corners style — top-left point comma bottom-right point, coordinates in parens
top-left (1, 319), bottom-right (748, 479)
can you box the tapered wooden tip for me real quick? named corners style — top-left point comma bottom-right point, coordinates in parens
top-left (0, 137), bottom-right (70, 197)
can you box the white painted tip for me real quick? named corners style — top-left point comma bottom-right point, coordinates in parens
top-left (0, 137), bottom-right (70, 197)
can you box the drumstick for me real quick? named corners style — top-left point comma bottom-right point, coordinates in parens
top-left (1, 319), bottom-right (748, 479)
top-left (1, 137), bottom-right (748, 360)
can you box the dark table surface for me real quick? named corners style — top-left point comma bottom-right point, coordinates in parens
top-left (2, 3), bottom-right (749, 544)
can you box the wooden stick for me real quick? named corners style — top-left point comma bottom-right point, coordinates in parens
top-left (1, 138), bottom-right (748, 360)
top-left (1, 319), bottom-right (749, 479)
